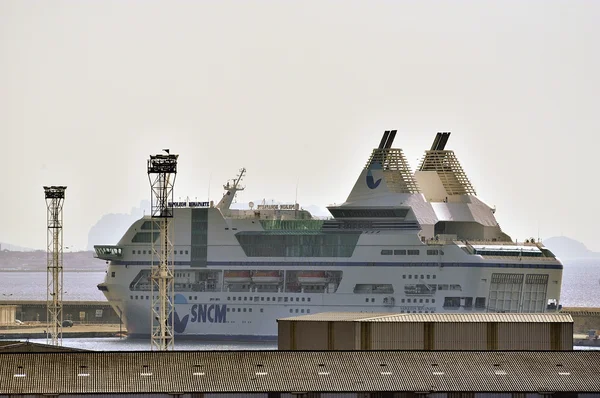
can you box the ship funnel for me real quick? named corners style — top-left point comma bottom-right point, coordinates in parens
top-left (344, 131), bottom-right (419, 203)
top-left (416, 132), bottom-right (476, 198)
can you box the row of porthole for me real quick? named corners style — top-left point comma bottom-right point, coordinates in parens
top-left (403, 274), bottom-right (437, 280)
top-left (228, 296), bottom-right (311, 303)
top-left (131, 250), bottom-right (190, 255)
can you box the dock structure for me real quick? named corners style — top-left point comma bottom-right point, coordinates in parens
top-left (1, 350), bottom-right (599, 396)
top-left (278, 312), bottom-right (574, 351)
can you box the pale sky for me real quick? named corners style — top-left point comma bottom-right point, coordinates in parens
top-left (1, 0), bottom-right (599, 251)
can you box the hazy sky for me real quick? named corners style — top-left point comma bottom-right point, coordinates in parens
top-left (1, 0), bottom-right (598, 251)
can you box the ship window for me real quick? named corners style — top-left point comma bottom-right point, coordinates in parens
top-left (132, 232), bottom-right (160, 243)
top-left (244, 297), bottom-right (247, 301)
top-left (394, 250), bottom-right (407, 255)
top-left (130, 296), bottom-right (133, 300)
top-left (401, 299), bottom-right (405, 303)
top-left (227, 308), bottom-right (230, 312)
top-left (189, 296), bottom-right (192, 300)
top-left (426, 299), bottom-right (429, 303)
top-left (135, 296), bottom-right (138, 300)
top-left (249, 308), bottom-right (252, 312)
top-left (261, 297), bottom-right (264, 301)
top-left (365, 298), bottom-right (369, 303)
top-left (475, 297), bottom-right (486, 308)
top-left (301, 297), bottom-right (305, 302)
top-left (227, 297), bottom-right (230, 300)
top-left (237, 308), bottom-right (241, 312)
top-left (143, 250), bottom-right (146, 255)
top-left (290, 309), bottom-right (293, 313)
top-left (260, 308), bottom-right (263, 313)
top-left (296, 298), bottom-right (299, 302)
top-left (185, 250), bottom-right (189, 254)
top-left (427, 275), bottom-right (430, 279)
top-left (421, 275), bottom-right (424, 279)
top-left (371, 298), bottom-right (375, 302)
top-left (408, 275), bottom-right (412, 279)
top-left (381, 250), bottom-right (393, 255)
top-left (427, 250), bottom-right (439, 255)
top-left (414, 275), bottom-right (418, 279)
top-left (433, 275), bottom-right (436, 279)
top-left (407, 250), bottom-right (420, 255)
top-left (407, 299), bottom-right (411, 303)
top-left (307, 309), bottom-right (311, 313)
top-left (403, 275), bottom-right (406, 279)
top-left (420, 299), bottom-right (423, 303)
top-left (132, 250), bottom-right (135, 255)
top-left (138, 250), bottom-right (141, 254)
top-left (243, 308), bottom-right (246, 312)
top-left (266, 297), bottom-right (270, 301)
top-left (307, 298), bottom-right (311, 302)
top-left (432, 299), bottom-right (435, 303)
top-left (111, 272), bottom-right (115, 277)
top-left (284, 297), bottom-right (288, 302)
top-left (301, 309), bottom-right (305, 313)
top-left (194, 296), bottom-right (197, 300)
top-left (295, 309), bottom-right (299, 313)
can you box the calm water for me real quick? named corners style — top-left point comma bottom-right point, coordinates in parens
top-left (0, 259), bottom-right (597, 350)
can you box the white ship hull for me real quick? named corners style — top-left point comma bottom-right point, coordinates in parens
top-left (96, 131), bottom-right (563, 339)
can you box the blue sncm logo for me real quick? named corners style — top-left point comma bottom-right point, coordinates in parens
top-left (366, 162), bottom-right (382, 189)
top-left (171, 294), bottom-right (227, 334)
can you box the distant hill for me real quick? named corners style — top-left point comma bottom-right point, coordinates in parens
top-left (543, 236), bottom-right (600, 260)
top-left (86, 200), bottom-right (150, 250)
top-left (0, 250), bottom-right (105, 271)
top-left (0, 242), bottom-right (35, 252)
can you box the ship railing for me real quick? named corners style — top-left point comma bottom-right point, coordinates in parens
top-left (459, 240), bottom-right (541, 246)
top-left (475, 255), bottom-right (558, 262)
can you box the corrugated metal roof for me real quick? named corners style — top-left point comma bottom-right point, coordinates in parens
top-left (279, 312), bottom-right (391, 322)
top-left (279, 312), bottom-right (573, 323)
top-left (0, 351), bottom-right (598, 394)
top-left (0, 341), bottom-right (87, 353)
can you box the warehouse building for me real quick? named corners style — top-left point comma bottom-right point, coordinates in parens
top-left (278, 312), bottom-right (573, 350)
top-left (0, 350), bottom-right (599, 397)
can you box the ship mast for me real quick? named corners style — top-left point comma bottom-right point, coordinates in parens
top-left (216, 168), bottom-right (246, 210)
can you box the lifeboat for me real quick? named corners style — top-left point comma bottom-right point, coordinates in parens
top-left (297, 271), bottom-right (328, 284)
top-left (224, 270), bottom-right (252, 283)
top-left (252, 271), bottom-right (282, 284)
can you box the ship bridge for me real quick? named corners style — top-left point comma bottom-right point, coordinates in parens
top-left (94, 245), bottom-right (123, 261)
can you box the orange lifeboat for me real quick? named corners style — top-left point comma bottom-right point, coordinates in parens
top-left (252, 271), bottom-right (282, 284)
top-left (297, 271), bottom-right (328, 284)
top-left (224, 270), bottom-right (252, 283)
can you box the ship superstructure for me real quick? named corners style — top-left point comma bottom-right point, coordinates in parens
top-left (95, 132), bottom-right (563, 339)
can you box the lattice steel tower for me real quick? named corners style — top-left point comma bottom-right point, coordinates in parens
top-left (44, 186), bottom-right (66, 346)
top-left (148, 150), bottom-right (178, 350)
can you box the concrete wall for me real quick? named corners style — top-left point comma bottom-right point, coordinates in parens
top-left (0, 306), bottom-right (16, 325)
top-left (4, 302), bottom-right (121, 324)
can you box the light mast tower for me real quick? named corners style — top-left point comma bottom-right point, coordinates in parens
top-left (44, 186), bottom-right (66, 346)
top-left (148, 150), bottom-right (178, 350)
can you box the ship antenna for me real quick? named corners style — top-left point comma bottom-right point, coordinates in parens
top-left (295, 177), bottom-right (299, 218)
top-left (208, 172), bottom-right (212, 202)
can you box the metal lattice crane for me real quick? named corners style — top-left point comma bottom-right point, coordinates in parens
top-left (148, 151), bottom-right (178, 350)
top-left (44, 186), bottom-right (66, 346)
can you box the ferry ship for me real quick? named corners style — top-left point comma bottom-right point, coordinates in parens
top-left (95, 131), bottom-right (563, 339)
